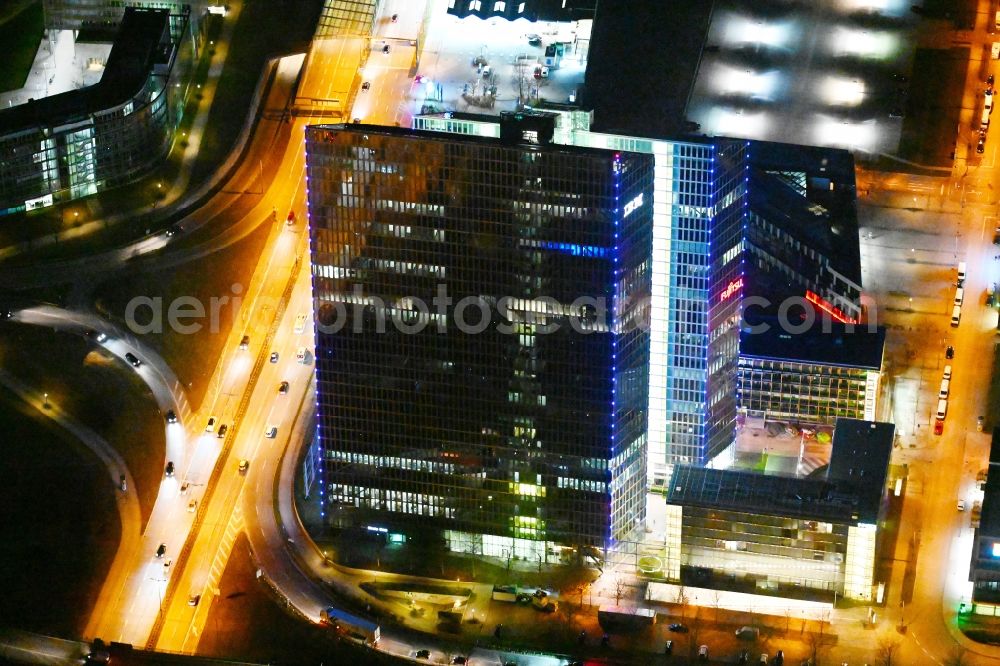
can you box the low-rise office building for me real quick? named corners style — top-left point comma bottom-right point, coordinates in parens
top-left (0, 6), bottom-right (190, 214)
top-left (737, 316), bottom-right (886, 426)
top-left (968, 429), bottom-right (1000, 614)
top-left (662, 418), bottom-right (893, 602)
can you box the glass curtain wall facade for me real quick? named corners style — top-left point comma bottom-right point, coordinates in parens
top-left (0, 7), bottom-right (188, 213)
top-left (737, 359), bottom-right (879, 425)
top-left (413, 112), bottom-right (752, 483)
top-left (305, 123), bottom-right (653, 557)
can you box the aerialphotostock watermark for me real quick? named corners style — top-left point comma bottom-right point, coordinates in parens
top-left (122, 283), bottom-right (880, 337)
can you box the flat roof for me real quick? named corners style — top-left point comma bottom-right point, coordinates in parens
top-left (739, 315), bottom-right (885, 370)
top-left (583, 0), bottom-right (710, 138)
top-left (747, 140), bottom-right (862, 289)
top-left (308, 120), bottom-right (654, 161)
top-left (669, 418), bottom-right (892, 524)
top-left (0, 7), bottom-right (170, 137)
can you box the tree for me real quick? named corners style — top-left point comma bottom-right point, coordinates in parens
top-left (674, 585), bottom-right (689, 618)
top-left (711, 590), bottom-right (723, 623)
top-left (875, 636), bottom-right (901, 666)
top-left (614, 577), bottom-right (627, 605)
top-left (804, 628), bottom-right (829, 666)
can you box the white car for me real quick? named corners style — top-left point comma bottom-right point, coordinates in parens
top-left (205, 416), bottom-right (216, 432)
top-left (959, 499), bottom-right (967, 511)
top-left (294, 313), bottom-right (308, 334)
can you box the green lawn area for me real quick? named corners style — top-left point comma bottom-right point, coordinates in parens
top-left (199, 534), bottom-right (399, 664)
top-left (93, 220), bottom-right (273, 409)
top-left (0, 391), bottom-right (120, 637)
top-left (0, 322), bottom-right (165, 528)
top-left (0, 1), bottom-right (42, 93)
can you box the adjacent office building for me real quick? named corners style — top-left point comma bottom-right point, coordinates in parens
top-left (737, 316), bottom-right (886, 426)
top-left (305, 115), bottom-right (653, 560)
top-left (0, 7), bottom-right (190, 214)
top-left (42, 0), bottom-right (199, 30)
top-left (968, 429), bottom-right (1000, 615)
top-left (662, 418), bottom-right (893, 602)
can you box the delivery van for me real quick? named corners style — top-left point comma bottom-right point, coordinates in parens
top-left (936, 399), bottom-right (948, 421)
top-left (939, 379), bottom-right (950, 399)
top-left (955, 287), bottom-right (964, 306)
top-left (951, 305), bottom-right (961, 327)
top-left (958, 261), bottom-right (967, 284)
top-left (943, 364), bottom-right (952, 380)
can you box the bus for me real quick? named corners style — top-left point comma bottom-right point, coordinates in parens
top-left (320, 606), bottom-right (381, 646)
top-left (598, 606), bottom-right (656, 630)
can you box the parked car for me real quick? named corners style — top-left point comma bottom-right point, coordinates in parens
top-left (668, 623), bottom-right (688, 633)
top-left (946, 345), bottom-right (955, 359)
top-left (664, 640), bottom-right (673, 654)
top-left (698, 645), bottom-right (708, 661)
top-left (414, 650), bottom-right (430, 659)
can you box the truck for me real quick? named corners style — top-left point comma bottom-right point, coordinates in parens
top-left (492, 585), bottom-right (519, 602)
top-left (598, 605), bottom-right (656, 630)
top-left (320, 606), bottom-right (380, 645)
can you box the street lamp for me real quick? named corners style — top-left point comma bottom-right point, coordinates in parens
top-left (43, 393), bottom-right (49, 408)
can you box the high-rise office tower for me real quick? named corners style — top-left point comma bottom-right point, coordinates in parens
top-left (305, 114), bottom-right (653, 560)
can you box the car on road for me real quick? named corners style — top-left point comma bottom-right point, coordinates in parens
top-left (959, 499), bottom-right (967, 511)
top-left (414, 650), bottom-right (430, 659)
top-left (698, 645), bottom-right (708, 661)
top-left (180, 482), bottom-right (189, 494)
top-left (668, 623), bottom-right (688, 633)
top-left (664, 640), bottom-right (673, 654)
top-left (239, 335), bottom-right (250, 350)
top-left (188, 594), bottom-right (200, 606)
top-left (946, 345), bottom-right (955, 359)
top-left (165, 409), bottom-right (177, 424)
top-left (527, 33), bottom-right (542, 45)
top-left (165, 461), bottom-right (174, 476)
top-left (382, 44), bottom-right (390, 54)
top-left (265, 425), bottom-right (278, 438)
top-left (286, 210), bottom-right (295, 226)
top-left (270, 351), bottom-right (279, 363)
top-left (391, 13), bottom-right (398, 22)
top-left (205, 416), bottom-right (216, 432)
top-left (294, 313), bottom-right (308, 334)
top-left (238, 459), bottom-right (249, 474)
top-left (979, 132), bottom-right (987, 154)
top-left (362, 81), bottom-right (370, 90)
top-left (163, 558), bottom-right (171, 569)
top-left (735, 626), bottom-right (759, 640)
top-left (737, 650), bottom-right (749, 664)
top-left (125, 352), bottom-right (141, 367)
top-left (759, 654), bottom-right (768, 664)
top-left (279, 381), bottom-right (290, 394)
top-left (217, 423), bottom-right (228, 438)
top-left (87, 329), bottom-right (108, 343)
top-left (934, 419), bottom-right (944, 435)
top-left (774, 649), bottom-right (783, 665)
top-left (156, 543), bottom-right (166, 558)
top-left (188, 499), bottom-right (197, 512)
top-left (451, 658), bottom-right (467, 665)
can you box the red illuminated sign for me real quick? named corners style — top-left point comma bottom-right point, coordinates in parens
top-left (805, 290), bottom-right (858, 324)
top-left (719, 278), bottom-right (744, 303)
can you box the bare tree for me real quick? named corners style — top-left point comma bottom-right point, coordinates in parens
top-left (711, 590), bottom-right (723, 622)
top-left (674, 585), bottom-right (689, 619)
top-left (614, 577), bottom-right (627, 605)
top-left (875, 636), bottom-right (901, 666)
top-left (804, 629), bottom-right (829, 666)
